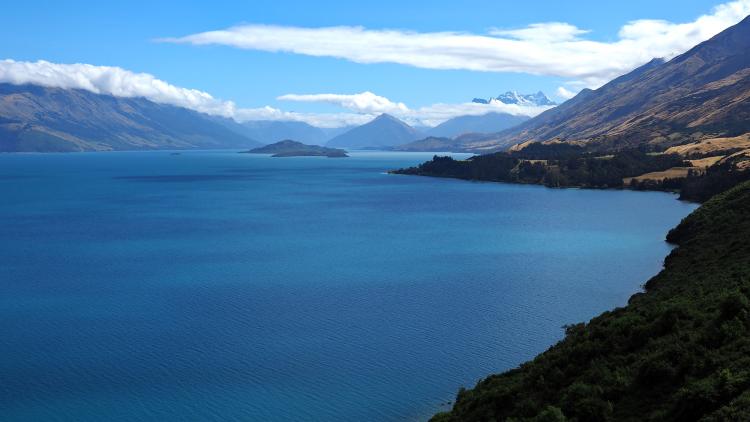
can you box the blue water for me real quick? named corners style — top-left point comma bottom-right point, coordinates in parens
top-left (0, 150), bottom-right (696, 421)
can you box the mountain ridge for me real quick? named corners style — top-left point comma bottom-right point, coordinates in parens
top-left (425, 112), bottom-right (530, 139)
top-left (467, 15), bottom-right (750, 152)
top-left (472, 91), bottom-right (557, 106)
top-left (0, 83), bottom-right (262, 152)
top-left (238, 120), bottom-right (329, 145)
top-left (326, 113), bottom-right (422, 148)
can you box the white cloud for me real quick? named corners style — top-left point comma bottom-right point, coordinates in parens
top-left (0, 59), bottom-right (237, 117)
top-left (0, 58), bottom-right (549, 127)
top-left (489, 22), bottom-right (589, 42)
top-left (0, 59), bottom-right (368, 127)
top-left (233, 105), bottom-right (373, 128)
top-left (401, 99), bottom-right (551, 127)
top-left (556, 86), bottom-right (577, 100)
top-left (0, 57), bottom-right (566, 128)
top-left (276, 91), bottom-right (552, 127)
top-left (277, 91), bottom-right (408, 114)
top-left (162, 0), bottom-right (750, 87)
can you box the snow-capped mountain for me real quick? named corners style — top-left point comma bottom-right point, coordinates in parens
top-left (472, 91), bottom-right (557, 107)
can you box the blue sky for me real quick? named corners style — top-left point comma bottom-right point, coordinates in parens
top-left (0, 0), bottom-right (746, 126)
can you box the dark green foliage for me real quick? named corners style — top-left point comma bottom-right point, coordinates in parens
top-left (398, 154), bottom-right (519, 182)
top-left (629, 163), bottom-right (750, 202)
top-left (431, 182), bottom-right (750, 421)
top-left (509, 143), bottom-right (586, 160)
top-left (531, 406), bottom-right (568, 422)
top-left (243, 139), bottom-right (348, 157)
top-left (679, 163), bottom-right (750, 202)
top-left (393, 147), bottom-right (687, 189)
top-left (394, 142), bottom-right (750, 202)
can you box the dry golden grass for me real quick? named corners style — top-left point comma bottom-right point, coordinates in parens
top-left (508, 139), bottom-right (587, 152)
top-left (689, 156), bottom-right (725, 168)
top-left (623, 167), bottom-right (698, 184)
top-left (725, 149), bottom-right (750, 169)
top-left (508, 141), bottom-right (535, 152)
top-left (665, 134), bottom-right (750, 156)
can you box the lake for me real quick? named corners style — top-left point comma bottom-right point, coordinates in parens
top-left (0, 150), bottom-right (696, 421)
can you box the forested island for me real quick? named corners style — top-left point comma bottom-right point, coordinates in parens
top-left (242, 140), bottom-right (348, 157)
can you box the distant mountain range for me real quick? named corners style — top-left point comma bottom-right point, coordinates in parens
top-left (472, 91), bottom-right (557, 106)
top-left (0, 82), bottom-right (559, 153)
top-left (238, 120), bottom-right (328, 145)
top-left (394, 137), bottom-right (466, 152)
top-left (0, 83), bottom-right (262, 152)
top-left (425, 112), bottom-right (530, 138)
top-left (466, 15), bottom-right (750, 153)
top-left (326, 110), bottom-right (534, 150)
top-left (326, 113), bottom-right (422, 148)
top-left (223, 120), bottom-right (352, 146)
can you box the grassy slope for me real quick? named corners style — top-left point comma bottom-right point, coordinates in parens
top-left (433, 181), bottom-right (750, 422)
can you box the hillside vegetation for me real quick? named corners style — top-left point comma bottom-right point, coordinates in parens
top-left (432, 181), bottom-right (750, 421)
top-left (393, 141), bottom-right (750, 202)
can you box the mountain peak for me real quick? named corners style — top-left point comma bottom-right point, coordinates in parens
top-left (326, 112), bottom-right (419, 148)
top-left (370, 113), bottom-right (413, 129)
top-left (375, 113), bottom-right (398, 121)
top-left (491, 91), bottom-right (557, 106)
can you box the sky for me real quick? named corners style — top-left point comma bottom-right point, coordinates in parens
top-left (1, 0), bottom-right (749, 127)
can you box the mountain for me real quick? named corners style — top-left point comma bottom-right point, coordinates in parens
top-left (495, 90), bottom-right (557, 106)
top-left (241, 139), bottom-right (348, 157)
top-left (326, 113), bottom-right (422, 148)
top-left (239, 120), bottom-right (329, 145)
top-left (472, 91), bottom-right (557, 106)
top-left (0, 83), bottom-right (262, 152)
top-left (425, 112), bottom-right (530, 138)
top-left (471, 16), bottom-right (750, 152)
top-left (320, 126), bottom-right (356, 140)
top-left (394, 136), bottom-right (468, 152)
top-left (211, 118), bottom-right (354, 145)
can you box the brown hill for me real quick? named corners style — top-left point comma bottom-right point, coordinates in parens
top-left (471, 15), bottom-right (750, 153)
top-left (0, 83), bottom-right (262, 152)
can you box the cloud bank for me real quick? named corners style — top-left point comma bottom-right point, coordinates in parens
top-left (275, 92), bottom-right (553, 127)
top-left (0, 59), bottom-right (370, 127)
top-left (407, 100), bottom-right (552, 127)
top-left (277, 91), bottom-right (408, 114)
top-left (162, 0), bottom-right (750, 89)
top-left (0, 59), bottom-right (549, 127)
top-left (233, 106), bottom-right (372, 128)
top-left (0, 59), bottom-right (237, 117)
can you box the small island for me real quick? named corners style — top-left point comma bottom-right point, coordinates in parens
top-left (241, 140), bottom-right (348, 158)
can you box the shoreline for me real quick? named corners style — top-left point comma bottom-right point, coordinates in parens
top-left (431, 181), bottom-right (750, 421)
